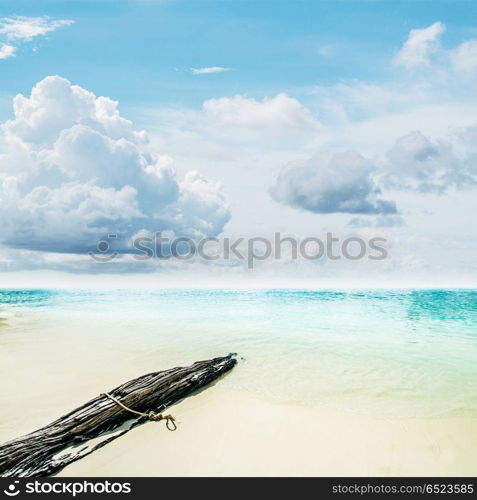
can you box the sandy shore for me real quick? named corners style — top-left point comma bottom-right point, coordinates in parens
top-left (57, 386), bottom-right (477, 477)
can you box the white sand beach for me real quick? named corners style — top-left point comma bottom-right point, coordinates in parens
top-left (58, 386), bottom-right (477, 477)
top-left (1, 289), bottom-right (477, 477)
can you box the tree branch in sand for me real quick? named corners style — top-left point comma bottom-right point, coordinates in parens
top-left (0, 354), bottom-right (237, 477)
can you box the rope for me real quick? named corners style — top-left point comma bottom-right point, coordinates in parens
top-left (102, 392), bottom-right (177, 431)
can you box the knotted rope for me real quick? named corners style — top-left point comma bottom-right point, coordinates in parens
top-left (102, 392), bottom-right (177, 431)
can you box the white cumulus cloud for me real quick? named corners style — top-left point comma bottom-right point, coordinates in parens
top-left (270, 151), bottom-right (397, 215)
top-left (384, 131), bottom-right (477, 193)
top-left (0, 76), bottom-right (231, 254)
top-left (395, 21), bottom-right (445, 68)
top-left (203, 93), bottom-right (317, 132)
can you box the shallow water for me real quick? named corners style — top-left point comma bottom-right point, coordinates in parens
top-left (0, 288), bottom-right (476, 429)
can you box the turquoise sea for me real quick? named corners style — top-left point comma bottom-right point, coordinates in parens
top-left (0, 289), bottom-right (476, 426)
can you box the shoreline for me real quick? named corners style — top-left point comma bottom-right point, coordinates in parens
top-left (58, 386), bottom-right (477, 477)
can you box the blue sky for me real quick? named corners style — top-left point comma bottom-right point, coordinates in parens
top-left (2, 0), bottom-right (477, 116)
top-left (1, 1), bottom-right (477, 287)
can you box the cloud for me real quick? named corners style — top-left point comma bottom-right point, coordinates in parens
top-left (0, 76), bottom-right (231, 254)
top-left (0, 43), bottom-right (15, 59)
top-left (0, 16), bottom-right (73, 41)
top-left (450, 39), bottom-right (477, 72)
top-left (168, 171), bottom-right (230, 236)
top-left (0, 16), bottom-right (73, 61)
top-left (316, 44), bottom-right (334, 58)
top-left (348, 215), bottom-right (406, 228)
top-left (191, 66), bottom-right (231, 75)
top-left (310, 81), bottom-right (433, 126)
top-left (384, 131), bottom-right (477, 193)
top-left (203, 93), bottom-right (318, 132)
top-left (142, 92), bottom-right (321, 164)
top-left (270, 151), bottom-right (397, 215)
top-left (269, 124), bottom-right (477, 222)
top-left (395, 23), bottom-right (477, 75)
top-left (395, 21), bottom-right (445, 67)
top-left (307, 23), bottom-right (477, 156)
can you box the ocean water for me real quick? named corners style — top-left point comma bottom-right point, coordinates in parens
top-left (0, 288), bottom-right (476, 426)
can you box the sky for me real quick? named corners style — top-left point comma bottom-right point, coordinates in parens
top-left (1, 0), bottom-right (477, 287)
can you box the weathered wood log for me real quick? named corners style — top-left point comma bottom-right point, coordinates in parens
top-left (0, 354), bottom-right (237, 477)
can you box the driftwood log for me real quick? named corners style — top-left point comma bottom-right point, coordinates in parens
top-left (0, 354), bottom-right (237, 477)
